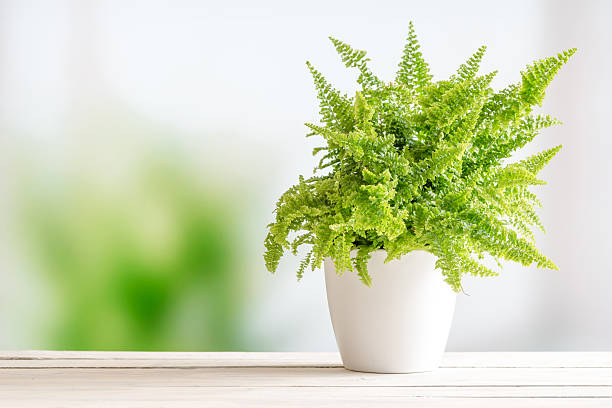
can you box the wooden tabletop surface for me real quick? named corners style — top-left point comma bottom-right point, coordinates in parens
top-left (1, 351), bottom-right (611, 407)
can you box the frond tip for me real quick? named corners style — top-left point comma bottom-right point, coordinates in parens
top-left (395, 21), bottom-right (433, 94)
top-left (519, 145), bottom-right (562, 175)
top-left (455, 45), bottom-right (487, 81)
top-left (328, 37), bottom-right (383, 90)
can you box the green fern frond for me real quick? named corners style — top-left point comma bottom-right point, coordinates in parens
top-left (306, 62), bottom-right (354, 131)
top-left (297, 251), bottom-right (313, 280)
top-left (420, 72), bottom-right (496, 130)
top-left (395, 21), bottom-right (433, 95)
top-left (492, 165), bottom-right (546, 190)
top-left (353, 246), bottom-right (373, 287)
top-left (329, 37), bottom-right (383, 90)
top-left (454, 45), bottom-right (487, 81)
top-left (264, 232), bottom-right (284, 273)
top-left (409, 142), bottom-right (470, 196)
top-left (518, 145), bottom-right (562, 174)
top-left (265, 27), bottom-right (573, 292)
top-left (520, 48), bottom-right (577, 106)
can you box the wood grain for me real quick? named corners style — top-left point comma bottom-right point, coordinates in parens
top-left (0, 352), bottom-right (610, 407)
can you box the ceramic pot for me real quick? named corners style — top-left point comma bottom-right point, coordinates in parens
top-left (324, 250), bottom-right (456, 373)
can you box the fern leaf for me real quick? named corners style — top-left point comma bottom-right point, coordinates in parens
top-left (420, 72), bottom-right (496, 130)
top-left (520, 48), bottom-right (577, 106)
top-left (353, 246), bottom-right (373, 287)
top-left (408, 142), bottom-right (470, 197)
top-left (306, 62), bottom-right (354, 131)
top-left (395, 21), bottom-right (432, 95)
top-left (454, 45), bottom-right (487, 81)
top-left (297, 251), bottom-right (313, 280)
top-left (329, 37), bottom-right (383, 90)
top-left (518, 145), bottom-right (562, 175)
top-left (492, 165), bottom-right (546, 190)
top-left (264, 232), bottom-right (284, 273)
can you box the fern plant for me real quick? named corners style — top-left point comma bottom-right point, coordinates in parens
top-left (264, 23), bottom-right (575, 292)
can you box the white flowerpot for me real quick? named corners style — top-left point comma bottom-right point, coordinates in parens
top-left (324, 250), bottom-right (456, 373)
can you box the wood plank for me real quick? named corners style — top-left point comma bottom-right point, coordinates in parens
top-left (4, 399), bottom-right (612, 408)
top-left (2, 385), bottom-right (611, 398)
top-left (1, 367), bottom-right (611, 386)
top-left (2, 351), bottom-right (611, 368)
top-left (442, 352), bottom-right (612, 368)
top-left (1, 387), bottom-right (611, 408)
top-left (0, 351), bottom-right (342, 368)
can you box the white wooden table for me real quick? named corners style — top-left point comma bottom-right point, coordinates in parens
top-left (1, 352), bottom-right (611, 407)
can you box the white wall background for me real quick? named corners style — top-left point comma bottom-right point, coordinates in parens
top-left (0, 0), bottom-right (610, 350)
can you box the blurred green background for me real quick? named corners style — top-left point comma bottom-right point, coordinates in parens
top-left (20, 155), bottom-right (246, 350)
